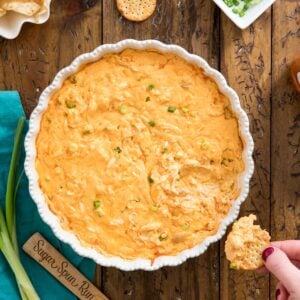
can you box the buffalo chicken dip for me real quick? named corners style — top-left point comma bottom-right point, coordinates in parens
top-left (36, 49), bottom-right (244, 260)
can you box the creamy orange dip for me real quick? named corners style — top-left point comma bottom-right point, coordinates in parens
top-left (36, 49), bottom-right (244, 260)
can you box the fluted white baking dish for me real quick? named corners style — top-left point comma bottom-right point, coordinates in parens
top-left (25, 39), bottom-right (254, 271)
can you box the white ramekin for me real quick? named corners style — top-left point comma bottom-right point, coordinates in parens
top-left (0, 0), bottom-right (51, 39)
top-left (25, 39), bottom-right (254, 271)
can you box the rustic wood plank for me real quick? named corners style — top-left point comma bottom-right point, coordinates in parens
top-left (0, 0), bottom-right (104, 292)
top-left (220, 9), bottom-right (272, 300)
top-left (0, 0), bottom-right (102, 117)
top-left (102, 1), bottom-right (220, 299)
top-left (271, 0), bottom-right (300, 294)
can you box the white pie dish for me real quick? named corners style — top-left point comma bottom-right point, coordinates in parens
top-left (0, 0), bottom-right (51, 39)
top-left (213, 0), bottom-right (276, 29)
top-left (24, 39), bottom-right (254, 271)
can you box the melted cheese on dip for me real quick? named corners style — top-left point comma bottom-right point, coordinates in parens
top-left (36, 49), bottom-right (244, 260)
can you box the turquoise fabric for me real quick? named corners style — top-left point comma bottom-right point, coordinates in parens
top-left (0, 91), bottom-right (96, 300)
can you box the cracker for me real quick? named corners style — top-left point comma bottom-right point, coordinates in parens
top-left (0, 0), bottom-right (44, 17)
top-left (225, 214), bottom-right (270, 270)
top-left (116, 0), bottom-right (156, 22)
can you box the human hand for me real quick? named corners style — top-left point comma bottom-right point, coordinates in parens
top-left (262, 240), bottom-right (300, 300)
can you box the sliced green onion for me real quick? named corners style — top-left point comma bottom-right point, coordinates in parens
top-left (119, 104), bottom-right (128, 114)
top-left (65, 101), bottom-right (76, 109)
top-left (230, 262), bottom-right (238, 270)
top-left (167, 106), bottom-right (176, 113)
top-left (148, 84), bottom-right (155, 91)
top-left (148, 176), bottom-right (154, 184)
top-left (114, 146), bottom-right (122, 154)
top-left (182, 223), bottom-right (190, 231)
top-left (6, 117), bottom-right (25, 238)
top-left (181, 106), bottom-right (189, 113)
top-left (148, 120), bottom-right (155, 127)
top-left (224, 0), bottom-right (260, 17)
top-left (93, 200), bottom-right (102, 209)
top-left (200, 141), bottom-right (210, 150)
top-left (159, 232), bottom-right (168, 241)
top-left (151, 205), bottom-right (159, 212)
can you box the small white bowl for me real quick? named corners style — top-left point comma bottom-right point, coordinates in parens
top-left (0, 0), bottom-right (51, 39)
top-left (25, 39), bottom-right (254, 271)
top-left (213, 0), bottom-right (275, 29)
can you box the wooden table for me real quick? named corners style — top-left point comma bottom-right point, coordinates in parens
top-left (1, 1), bottom-right (299, 299)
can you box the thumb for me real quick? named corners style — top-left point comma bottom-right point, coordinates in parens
top-left (262, 246), bottom-right (300, 294)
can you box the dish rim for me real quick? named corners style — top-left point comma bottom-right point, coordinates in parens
top-left (0, 0), bottom-right (51, 39)
top-left (24, 39), bottom-right (254, 271)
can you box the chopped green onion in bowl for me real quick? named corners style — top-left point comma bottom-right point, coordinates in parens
top-left (223, 0), bottom-right (262, 17)
top-left (93, 200), bottom-right (102, 209)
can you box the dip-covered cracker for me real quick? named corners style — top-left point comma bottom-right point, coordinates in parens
top-left (0, 0), bottom-right (45, 17)
top-left (225, 214), bottom-right (270, 270)
top-left (116, 0), bottom-right (156, 22)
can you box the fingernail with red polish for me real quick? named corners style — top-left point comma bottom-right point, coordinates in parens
top-left (262, 247), bottom-right (274, 262)
top-left (275, 288), bottom-right (281, 299)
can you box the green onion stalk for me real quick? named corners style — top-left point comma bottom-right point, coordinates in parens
top-left (0, 117), bottom-right (39, 300)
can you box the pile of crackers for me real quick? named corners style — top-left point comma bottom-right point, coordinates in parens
top-left (0, 0), bottom-right (46, 18)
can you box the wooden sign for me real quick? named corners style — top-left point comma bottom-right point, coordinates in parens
top-left (23, 233), bottom-right (108, 300)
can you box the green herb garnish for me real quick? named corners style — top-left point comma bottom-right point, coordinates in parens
top-left (148, 176), bottom-right (154, 184)
top-left (146, 96), bottom-right (151, 102)
top-left (182, 223), bottom-right (190, 230)
top-left (221, 158), bottom-right (234, 166)
top-left (181, 106), bottom-right (189, 113)
top-left (159, 232), bottom-right (168, 241)
top-left (200, 141), bottom-right (210, 150)
top-left (148, 84), bottom-right (155, 91)
top-left (162, 147), bottom-right (167, 154)
top-left (148, 120), bottom-right (155, 127)
top-left (167, 106), bottom-right (176, 113)
top-left (65, 101), bottom-right (76, 109)
top-left (151, 205), bottom-right (159, 212)
top-left (114, 146), bottom-right (122, 154)
top-left (230, 262), bottom-right (238, 270)
top-left (223, 0), bottom-right (259, 17)
top-left (119, 104), bottom-right (128, 114)
top-left (93, 200), bottom-right (102, 209)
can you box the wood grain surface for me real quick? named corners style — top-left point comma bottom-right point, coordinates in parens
top-left (220, 5), bottom-right (272, 300)
top-left (0, 0), bottom-right (299, 299)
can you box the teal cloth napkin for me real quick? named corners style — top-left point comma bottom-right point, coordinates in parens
top-left (0, 91), bottom-right (96, 300)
